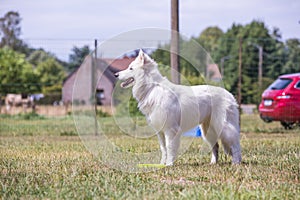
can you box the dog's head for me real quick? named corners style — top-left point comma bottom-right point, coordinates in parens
top-left (115, 49), bottom-right (155, 88)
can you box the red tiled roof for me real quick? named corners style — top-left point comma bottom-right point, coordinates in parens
top-left (102, 57), bottom-right (135, 71)
top-left (63, 57), bottom-right (136, 85)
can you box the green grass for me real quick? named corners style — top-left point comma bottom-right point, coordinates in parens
top-left (0, 114), bottom-right (299, 199)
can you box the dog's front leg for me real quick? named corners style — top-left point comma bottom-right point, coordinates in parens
top-left (157, 132), bottom-right (167, 164)
top-left (165, 130), bottom-right (181, 166)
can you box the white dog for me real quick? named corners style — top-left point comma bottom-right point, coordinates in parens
top-left (115, 50), bottom-right (242, 165)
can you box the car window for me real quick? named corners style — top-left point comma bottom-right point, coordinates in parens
top-left (295, 81), bottom-right (300, 89)
top-left (268, 78), bottom-right (292, 90)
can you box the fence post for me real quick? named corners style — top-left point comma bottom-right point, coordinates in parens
top-left (238, 38), bottom-right (242, 127)
top-left (0, 94), bottom-right (2, 114)
top-left (170, 0), bottom-right (180, 84)
top-left (93, 39), bottom-right (98, 136)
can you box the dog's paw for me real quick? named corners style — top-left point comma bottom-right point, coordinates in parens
top-left (165, 160), bottom-right (174, 166)
top-left (210, 157), bottom-right (218, 164)
top-left (232, 159), bottom-right (242, 165)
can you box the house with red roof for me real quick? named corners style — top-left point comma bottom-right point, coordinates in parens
top-left (62, 55), bottom-right (134, 106)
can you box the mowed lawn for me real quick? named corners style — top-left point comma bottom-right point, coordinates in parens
top-left (0, 114), bottom-right (299, 199)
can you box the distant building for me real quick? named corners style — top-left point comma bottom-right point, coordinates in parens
top-left (62, 56), bottom-right (134, 106)
top-left (207, 64), bottom-right (222, 82)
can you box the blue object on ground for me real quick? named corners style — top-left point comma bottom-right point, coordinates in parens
top-left (183, 126), bottom-right (202, 137)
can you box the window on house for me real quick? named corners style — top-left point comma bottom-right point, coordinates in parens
top-left (96, 89), bottom-right (105, 105)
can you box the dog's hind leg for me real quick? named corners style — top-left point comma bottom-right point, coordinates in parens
top-left (157, 132), bottom-right (167, 165)
top-left (220, 123), bottom-right (242, 164)
top-left (211, 143), bottom-right (219, 164)
top-left (201, 120), bottom-right (219, 164)
top-left (231, 143), bottom-right (242, 164)
top-left (220, 134), bottom-right (242, 164)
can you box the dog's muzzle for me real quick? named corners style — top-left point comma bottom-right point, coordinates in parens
top-left (120, 77), bottom-right (135, 88)
top-left (114, 72), bottom-right (135, 88)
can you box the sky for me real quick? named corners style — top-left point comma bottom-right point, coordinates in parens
top-left (1, 0), bottom-right (299, 60)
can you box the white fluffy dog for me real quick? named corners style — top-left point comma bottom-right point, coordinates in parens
top-left (115, 50), bottom-right (241, 165)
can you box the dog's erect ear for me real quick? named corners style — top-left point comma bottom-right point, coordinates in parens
top-left (138, 49), bottom-right (153, 65)
top-left (138, 49), bottom-right (144, 56)
top-left (143, 53), bottom-right (153, 65)
top-left (137, 49), bottom-right (153, 66)
top-left (138, 49), bottom-right (144, 64)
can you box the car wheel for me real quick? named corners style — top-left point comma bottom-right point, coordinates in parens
top-left (280, 121), bottom-right (294, 129)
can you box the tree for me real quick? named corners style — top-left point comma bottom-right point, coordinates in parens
top-left (35, 58), bottom-right (66, 93)
top-left (67, 45), bottom-right (91, 72)
top-left (215, 20), bottom-right (285, 104)
top-left (281, 39), bottom-right (300, 74)
top-left (27, 50), bottom-right (56, 67)
top-left (151, 41), bottom-right (203, 78)
top-left (196, 26), bottom-right (223, 59)
top-left (0, 47), bottom-right (40, 94)
top-left (0, 11), bottom-right (30, 55)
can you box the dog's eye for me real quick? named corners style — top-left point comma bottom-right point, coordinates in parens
top-left (129, 67), bottom-right (133, 70)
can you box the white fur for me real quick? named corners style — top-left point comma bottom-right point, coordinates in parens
top-left (116, 50), bottom-right (242, 165)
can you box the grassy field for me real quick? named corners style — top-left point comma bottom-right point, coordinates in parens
top-left (0, 113), bottom-right (299, 199)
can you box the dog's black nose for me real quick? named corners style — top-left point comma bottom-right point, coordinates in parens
top-left (114, 73), bottom-right (119, 78)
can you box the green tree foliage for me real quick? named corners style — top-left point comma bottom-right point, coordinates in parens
top-left (151, 43), bottom-right (202, 78)
top-left (214, 24), bottom-right (243, 95)
top-left (196, 26), bottom-right (223, 59)
top-left (67, 45), bottom-right (91, 72)
top-left (27, 50), bottom-right (56, 67)
top-left (0, 11), bottom-right (30, 55)
top-left (0, 47), bottom-right (66, 96)
top-left (0, 47), bottom-right (40, 94)
top-left (281, 39), bottom-right (300, 74)
top-left (35, 58), bottom-right (66, 94)
top-left (215, 20), bottom-right (285, 104)
top-left (26, 50), bottom-right (67, 91)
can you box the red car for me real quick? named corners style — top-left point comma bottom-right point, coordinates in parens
top-left (259, 73), bottom-right (300, 129)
